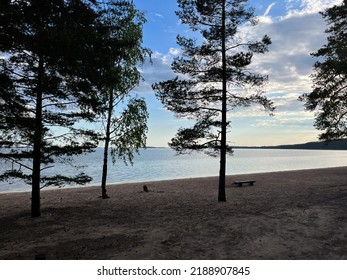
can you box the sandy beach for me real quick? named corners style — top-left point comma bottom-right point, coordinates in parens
top-left (0, 167), bottom-right (347, 260)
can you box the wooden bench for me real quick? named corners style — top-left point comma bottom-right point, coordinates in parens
top-left (233, 180), bottom-right (255, 187)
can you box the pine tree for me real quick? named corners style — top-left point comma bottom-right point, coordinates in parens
top-left (152, 0), bottom-right (274, 201)
top-left (0, 0), bottom-right (115, 217)
top-left (300, 0), bottom-right (347, 141)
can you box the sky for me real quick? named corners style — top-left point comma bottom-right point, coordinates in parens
top-left (131, 0), bottom-right (343, 147)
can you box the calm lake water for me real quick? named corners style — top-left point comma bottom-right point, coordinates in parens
top-left (1, 148), bottom-right (347, 193)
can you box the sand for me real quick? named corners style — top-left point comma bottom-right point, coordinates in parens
top-left (0, 167), bottom-right (347, 260)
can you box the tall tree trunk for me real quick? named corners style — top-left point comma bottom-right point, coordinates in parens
top-left (101, 88), bottom-right (114, 199)
top-left (32, 54), bottom-right (44, 217)
top-left (218, 0), bottom-right (227, 202)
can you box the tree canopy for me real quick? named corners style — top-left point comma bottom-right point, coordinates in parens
top-left (0, 0), bottom-right (126, 216)
top-left (300, 0), bottom-right (347, 141)
top-left (152, 0), bottom-right (274, 201)
top-left (98, 1), bottom-right (150, 199)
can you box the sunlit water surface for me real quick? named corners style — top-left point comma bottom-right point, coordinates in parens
top-left (1, 148), bottom-right (347, 192)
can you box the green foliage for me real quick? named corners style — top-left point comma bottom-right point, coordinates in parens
top-left (100, 0), bottom-right (150, 165)
top-left (300, 0), bottom-right (347, 141)
top-left (0, 0), bottom-right (113, 189)
top-left (98, 1), bottom-right (150, 198)
top-left (0, 0), bottom-right (129, 215)
top-left (110, 98), bottom-right (149, 166)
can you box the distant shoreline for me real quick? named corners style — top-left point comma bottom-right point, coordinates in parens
top-left (232, 139), bottom-right (347, 150)
top-left (147, 139), bottom-right (347, 150)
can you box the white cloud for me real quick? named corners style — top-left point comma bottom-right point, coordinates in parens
top-left (249, 12), bottom-right (328, 97)
top-left (258, 2), bottom-right (276, 23)
top-left (135, 1), bottom-right (345, 145)
top-left (133, 50), bottom-right (177, 94)
top-left (228, 4), bottom-right (341, 139)
top-left (169, 47), bottom-right (181, 56)
top-left (252, 117), bottom-right (311, 128)
top-left (284, 0), bottom-right (343, 18)
top-left (133, 46), bottom-right (186, 95)
top-left (264, 2), bottom-right (276, 17)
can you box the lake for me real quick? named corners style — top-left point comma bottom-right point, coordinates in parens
top-left (1, 148), bottom-right (347, 193)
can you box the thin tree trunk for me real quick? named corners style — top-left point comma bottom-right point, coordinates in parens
top-left (218, 0), bottom-right (227, 202)
top-left (32, 54), bottom-right (44, 217)
top-left (101, 88), bottom-right (114, 199)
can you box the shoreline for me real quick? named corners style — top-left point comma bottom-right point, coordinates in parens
top-left (1, 166), bottom-right (347, 260)
top-left (1, 165), bottom-right (347, 195)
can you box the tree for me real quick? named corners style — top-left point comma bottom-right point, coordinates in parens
top-left (97, 1), bottom-right (150, 199)
top-left (0, 0), bottom-right (115, 217)
top-left (152, 0), bottom-right (274, 201)
top-left (300, 0), bottom-right (347, 141)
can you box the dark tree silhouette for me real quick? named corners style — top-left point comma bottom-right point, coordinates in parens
top-left (300, 0), bottom-right (347, 141)
top-left (0, 0), bottom-right (118, 217)
top-left (152, 0), bottom-right (274, 201)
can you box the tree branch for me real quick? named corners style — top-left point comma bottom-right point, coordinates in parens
top-left (42, 101), bottom-right (76, 109)
top-left (0, 156), bottom-right (33, 171)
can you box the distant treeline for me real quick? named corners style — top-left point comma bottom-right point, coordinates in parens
top-left (233, 139), bottom-right (347, 150)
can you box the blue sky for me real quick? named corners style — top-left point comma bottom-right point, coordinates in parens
top-left (131, 0), bottom-right (343, 147)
